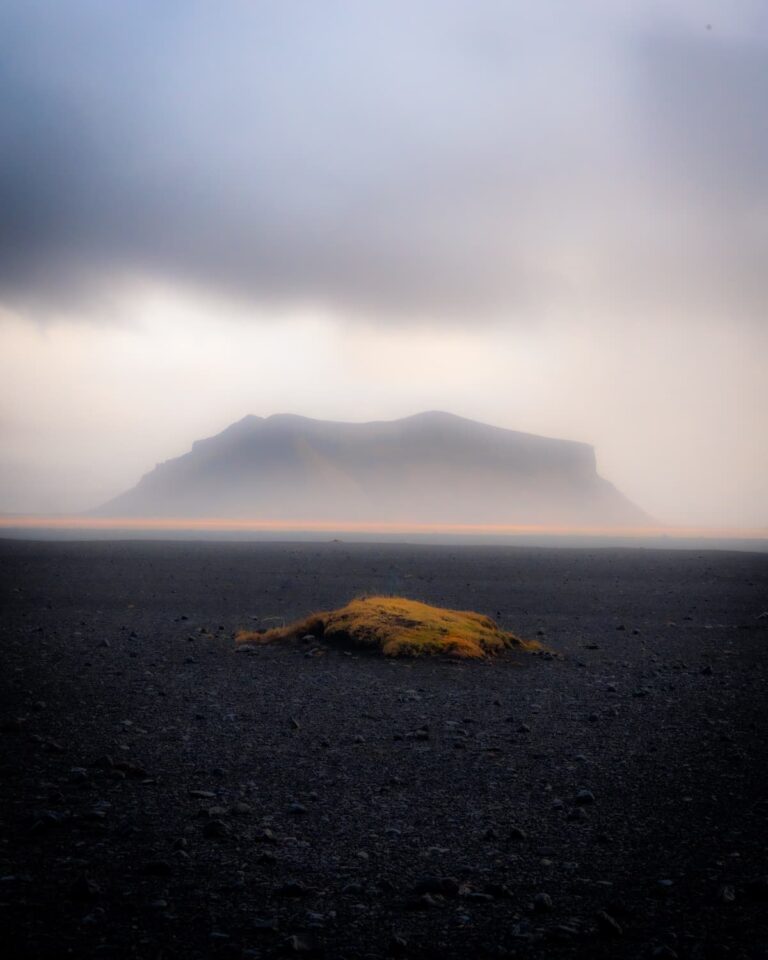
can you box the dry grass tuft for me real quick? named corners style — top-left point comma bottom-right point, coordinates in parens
top-left (236, 595), bottom-right (536, 659)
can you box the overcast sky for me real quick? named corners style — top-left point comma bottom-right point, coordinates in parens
top-left (1, 1), bottom-right (766, 527)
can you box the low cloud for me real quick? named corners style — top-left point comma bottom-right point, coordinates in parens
top-left (0, 1), bottom-right (766, 325)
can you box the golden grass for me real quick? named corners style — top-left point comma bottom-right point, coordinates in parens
top-left (236, 595), bottom-right (536, 659)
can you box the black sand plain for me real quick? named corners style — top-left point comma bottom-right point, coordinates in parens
top-left (1, 539), bottom-right (767, 960)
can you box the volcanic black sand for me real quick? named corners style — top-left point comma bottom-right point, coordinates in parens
top-left (1, 540), bottom-right (766, 960)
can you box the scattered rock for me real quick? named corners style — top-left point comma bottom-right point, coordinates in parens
top-left (412, 876), bottom-right (459, 898)
top-left (595, 910), bottom-right (623, 935)
top-left (533, 892), bottom-right (553, 912)
top-left (202, 819), bottom-right (230, 839)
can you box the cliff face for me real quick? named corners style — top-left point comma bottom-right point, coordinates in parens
top-left (96, 411), bottom-right (647, 525)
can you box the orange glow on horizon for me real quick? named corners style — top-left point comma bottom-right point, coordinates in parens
top-left (0, 515), bottom-right (765, 540)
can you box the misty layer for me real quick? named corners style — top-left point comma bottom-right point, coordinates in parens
top-left (95, 411), bottom-right (647, 525)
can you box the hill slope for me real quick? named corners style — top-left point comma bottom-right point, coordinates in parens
top-left (96, 411), bottom-right (647, 525)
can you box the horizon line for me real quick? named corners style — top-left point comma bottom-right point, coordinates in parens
top-left (0, 515), bottom-right (766, 541)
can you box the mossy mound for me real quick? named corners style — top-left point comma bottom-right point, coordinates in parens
top-left (236, 595), bottom-right (535, 659)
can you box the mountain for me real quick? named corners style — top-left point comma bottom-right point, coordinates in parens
top-left (95, 411), bottom-right (647, 525)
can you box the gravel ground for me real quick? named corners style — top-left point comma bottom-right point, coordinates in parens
top-left (1, 539), bottom-right (766, 960)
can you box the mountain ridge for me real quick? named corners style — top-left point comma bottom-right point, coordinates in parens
top-left (96, 412), bottom-right (646, 525)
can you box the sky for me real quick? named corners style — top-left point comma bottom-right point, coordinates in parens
top-left (1, 1), bottom-right (766, 527)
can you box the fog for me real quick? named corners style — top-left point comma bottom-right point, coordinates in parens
top-left (0, 2), bottom-right (766, 528)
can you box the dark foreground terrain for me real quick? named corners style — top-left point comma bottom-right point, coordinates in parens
top-left (1, 540), bottom-right (766, 960)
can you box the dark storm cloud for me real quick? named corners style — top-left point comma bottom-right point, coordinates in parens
top-left (0, 1), bottom-right (766, 322)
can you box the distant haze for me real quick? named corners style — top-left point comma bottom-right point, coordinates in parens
top-left (0, 2), bottom-right (766, 528)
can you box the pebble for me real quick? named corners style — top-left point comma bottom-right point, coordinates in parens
top-left (595, 909), bottom-right (623, 935)
top-left (574, 788), bottom-right (595, 805)
top-left (202, 819), bottom-right (230, 838)
top-left (287, 933), bottom-right (315, 952)
top-left (533, 892), bottom-right (553, 912)
top-left (342, 881), bottom-right (365, 896)
top-left (412, 876), bottom-right (459, 897)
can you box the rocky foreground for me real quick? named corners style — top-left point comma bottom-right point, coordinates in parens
top-left (0, 540), bottom-right (766, 959)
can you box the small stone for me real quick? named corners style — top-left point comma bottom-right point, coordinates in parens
top-left (287, 933), bottom-right (315, 953)
top-left (595, 910), bottom-right (623, 935)
top-left (533, 892), bottom-right (553, 912)
top-left (28, 810), bottom-right (65, 834)
top-left (509, 826), bottom-right (527, 840)
top-left (287, 802), bottom-right (308, 816)
top-left (408, 892), bottom-right (439, 909)
top-left (342, 881), bottom-right (365, 896)
top-left (389, 934), bottom-right (408, 954)
top-left (142, 860), bottom-right (172, 876)
top-left (574, 788), bottom-right (595, 805)
top-left (203, 819), bottom-right (230, 839)
top-left (718, 884), bottom-right (736, 903)
top-left (412, 876), bottom-right (459, 898)
top-left (464, 890), bottom-right (494, 902)
top-left (254, 827), bottom-right (278, 844)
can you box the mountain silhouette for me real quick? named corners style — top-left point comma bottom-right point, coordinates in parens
top-left (96, 412), bottom-right (647, 525)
